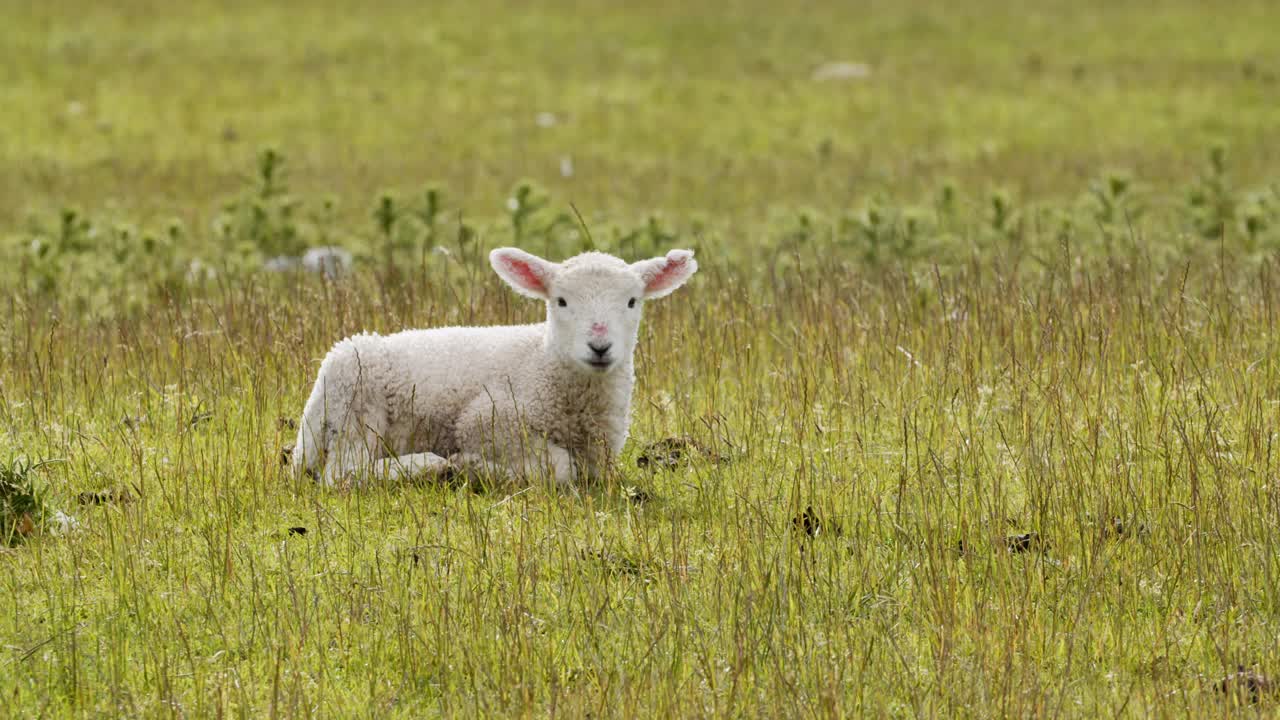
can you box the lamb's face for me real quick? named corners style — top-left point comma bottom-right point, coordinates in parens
top-left (490, 247), bottom-right (699, 375)
top-left (544, 266), bottom-right (646, 374)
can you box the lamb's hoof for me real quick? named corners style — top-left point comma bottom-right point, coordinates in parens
top-left (393, 455), bottom-right (461, 488)
top-left (439, 462), bottom-right (461, 486)
top-left (441, 459), bottom-right (484, 490)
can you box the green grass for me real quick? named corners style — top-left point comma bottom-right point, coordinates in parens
top-left (4, 0), bottom-right (1280, 227)
top-left (6, 252), bottom-right (1280, 716)
top-left (4, 0), bottom-right (1280, 717)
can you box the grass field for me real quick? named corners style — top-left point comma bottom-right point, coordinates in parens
top-left (4, 1), bottom-right (1280, 717)
top-left (6, 0), bottom-right (1280, 226)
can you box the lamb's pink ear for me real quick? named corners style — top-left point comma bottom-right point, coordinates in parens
top-left (490, 247), bottom-right (556, 299)
top-left (632, 249), bottom-right (698, 299)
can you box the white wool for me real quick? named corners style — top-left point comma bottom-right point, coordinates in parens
top-left (293, 247), bottom-right (697, 486)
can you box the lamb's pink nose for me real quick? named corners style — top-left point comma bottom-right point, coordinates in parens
top-left (590, 322), bottom-right (608, 336)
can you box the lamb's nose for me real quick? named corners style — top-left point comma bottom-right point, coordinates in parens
top-left (588, 341), bottom-right (612, 358)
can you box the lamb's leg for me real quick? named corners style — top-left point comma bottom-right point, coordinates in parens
top-left (319, 409), bottom-right (393, 488)
top-left (299, 336), bottom-right (394, 487)
top-left (452, 440), bottom-right (576, 489)
top-left (538, 444), bottom-right (577, 487)
top-left (294, 370), bottom-right (336, 478)
top-left (455, 394), bottom-right (577, 488)
top-left (372, 452), bottom-right (454, 483)
top-left (320, 432), bottom-right (377, 488)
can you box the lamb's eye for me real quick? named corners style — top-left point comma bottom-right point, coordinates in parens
top-left (627, 298), bottom-right (637, 309)
top-left (557, 297), bottom-right (567, 307)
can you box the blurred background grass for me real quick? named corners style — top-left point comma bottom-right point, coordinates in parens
top-left (4, 0), bottom-right (1279, 229)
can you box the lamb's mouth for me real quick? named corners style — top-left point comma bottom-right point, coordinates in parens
top-left (584, 358), bottom-right (614, 372)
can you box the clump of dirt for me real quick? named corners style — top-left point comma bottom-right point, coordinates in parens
top-left (1217, 666), bottom-right (1274, 704)
top-left (791, 506), bottom-right (842, 539)
top-left (623, 486), bottom-right (652, 505)
top-left (636, 436), bottom-right (727, 471)
top-left (1005, 532), bottom-right (1048, 554)
top-left (76, 488), bottom-right (136, 506)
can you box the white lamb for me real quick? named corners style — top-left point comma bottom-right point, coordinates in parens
top-left (291, 246), bottom-right (698, 487)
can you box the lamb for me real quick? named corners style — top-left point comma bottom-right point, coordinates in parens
top-left (291, 246), bottom-right (698, 487)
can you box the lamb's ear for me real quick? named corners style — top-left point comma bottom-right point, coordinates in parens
top-left (490, 247), bottom-right (557, 299)
top-left (632, 249), bottom-right (698, 299)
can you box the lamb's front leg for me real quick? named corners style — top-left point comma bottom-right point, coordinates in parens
top-left (452, 439), bottom-right (576, 489)
top-left (320, 420), bottom-right (453, 487)
top-left (323, 446), bottom-right (454, 487)
top-left (372, 452), bottom-right (454, 483)
top-left (579, 439), bottom-right (621, 484)
top-left (455, 395), bottom-right (578, 488)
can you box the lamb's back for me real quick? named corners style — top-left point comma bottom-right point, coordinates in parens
top-left (379, 323), bottom-right (545, 411)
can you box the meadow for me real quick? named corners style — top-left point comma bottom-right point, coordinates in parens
top-left (3, 0), bottom-right (1280, 716)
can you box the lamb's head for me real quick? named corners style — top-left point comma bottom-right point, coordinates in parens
top-left (490, 247), bottom-right (698, 374)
